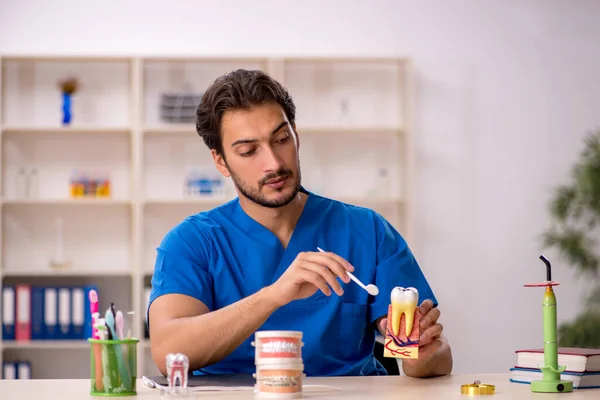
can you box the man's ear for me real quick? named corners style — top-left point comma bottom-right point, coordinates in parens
top-left (212, 149), bottom-right (231, 178)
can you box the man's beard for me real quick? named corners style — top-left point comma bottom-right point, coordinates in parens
top-left (229, 163), bottom-right (302, 208)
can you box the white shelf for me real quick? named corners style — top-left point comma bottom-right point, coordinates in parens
top-left (1, 268), bottom-right (131, 277)
top-left (2, 126), bottom-right (131, 135)
top-left (3, 339), bottom-right (150, 350)
top-left (3, 340), bottom-right (90, 350)
top-left (0, 54), bottom-right (413, 380)
top-left (143, 124), bottom-right (195, 135)
top-left (2, 198), bottom-right (131, 206)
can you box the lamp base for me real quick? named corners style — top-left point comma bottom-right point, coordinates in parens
top-left (530, 379), bottom-right (573, 393)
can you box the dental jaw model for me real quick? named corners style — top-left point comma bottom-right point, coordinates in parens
top-left (383, 287), bottom-right (420, 359)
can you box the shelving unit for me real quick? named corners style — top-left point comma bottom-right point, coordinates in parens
top-left (0, 55), bottom-right (413, 379)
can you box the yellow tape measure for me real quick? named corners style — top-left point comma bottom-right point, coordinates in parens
top-left (461, 380), bottom-right (496, 396)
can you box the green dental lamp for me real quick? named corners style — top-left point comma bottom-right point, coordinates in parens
top-left (523, 255), bottom-right (573, 393)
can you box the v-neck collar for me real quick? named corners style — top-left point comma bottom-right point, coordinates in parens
top-left (231, 186), bottom-right (319, 286)
top-left (232, 186), bottom-right (315, 250)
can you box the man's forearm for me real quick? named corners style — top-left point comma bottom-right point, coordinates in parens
top-left (152, 287), bottom-right (281, 374)
top-left (402, 335), bottom-right (453, 378)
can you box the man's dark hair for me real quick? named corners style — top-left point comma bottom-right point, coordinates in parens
top-left (196, 69), bottom-right (296, 156)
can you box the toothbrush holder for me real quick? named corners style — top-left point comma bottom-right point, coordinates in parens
top-left (88, 338), bottom-right (140, 396)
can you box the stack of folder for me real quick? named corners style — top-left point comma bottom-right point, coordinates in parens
top-left (2, 361), bottom-right (31, 379)
top-left (2, 284), bottom-right (98, 341)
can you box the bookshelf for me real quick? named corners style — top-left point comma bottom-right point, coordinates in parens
top-left (0, 55), bottom-right (413, 379)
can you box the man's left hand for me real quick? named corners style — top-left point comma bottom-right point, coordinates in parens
top-left (377, 299), bottom-right (444, 362)
top-left (406, 299), bottom-right (443, 364)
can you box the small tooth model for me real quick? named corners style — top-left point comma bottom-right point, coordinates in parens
top-left (162, 353), bottom-right (192, 398)
top-left (383, 286), bottom-right (420, 359)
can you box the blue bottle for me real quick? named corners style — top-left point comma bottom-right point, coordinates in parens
top-left (62, 92), bottom-right (72, 125)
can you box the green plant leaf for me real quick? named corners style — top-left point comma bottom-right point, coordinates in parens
top-left (544, 129), bottom-right (600, 349)
top-left (586, 285), bottom-right (600, 308)
top-left (548, 185), bottom-right (577, 222)
top-left (541, 227), bottom-right (599, 276)
top-left (558, 310), bottom-right (600, 348)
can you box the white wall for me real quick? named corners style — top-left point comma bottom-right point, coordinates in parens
top-left (2, 0), bottom-right (600, 374)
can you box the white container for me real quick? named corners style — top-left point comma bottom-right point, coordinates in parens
top-left (254, 359), bottom-right (305, 399)
top-left (252, 331), bottom-right (303, 362)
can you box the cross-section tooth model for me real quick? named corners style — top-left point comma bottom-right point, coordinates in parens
top-left (384, 286), bottom-right (420, 359)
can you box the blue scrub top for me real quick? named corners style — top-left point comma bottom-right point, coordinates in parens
top-left (148, 188), bottom-right (438, 377)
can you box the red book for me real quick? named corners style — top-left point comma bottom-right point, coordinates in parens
top-left (515, 348), bottom-right (600, 372)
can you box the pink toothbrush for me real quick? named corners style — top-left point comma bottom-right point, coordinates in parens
top-left (89, 289), bottom-right (100, 339)
top-left (88, 289), bottom-right (104, 391)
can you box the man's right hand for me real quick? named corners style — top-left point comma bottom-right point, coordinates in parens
top-left (265, 251), bottom-right (355, 307)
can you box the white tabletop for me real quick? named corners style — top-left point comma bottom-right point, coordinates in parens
top-left (1, 373), bottom-right (598, 399)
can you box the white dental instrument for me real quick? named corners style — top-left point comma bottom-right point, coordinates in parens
top-left (317, 247), bottom-right (379, 296)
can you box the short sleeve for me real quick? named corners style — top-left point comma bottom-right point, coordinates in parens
top-left (368, 212), bottom-right (438, 325)
top-left (147, 218), bottom-right (214, 327)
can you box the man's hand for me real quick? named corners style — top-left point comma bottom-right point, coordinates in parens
top-left (265, 251), bottom-right (355, 307)
top-left (403, 299), bottom-right (443, 364)
top-left (376, 299), bottom-right (452, 378)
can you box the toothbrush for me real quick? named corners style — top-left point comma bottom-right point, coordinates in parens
top-left (89, 289), bottom-right (100, 339)
top-left (88, 290), bottom-right (103, 392)
top-left (92, 335), bottom-right (105, 391)
top-left (115, 311), bottom-right (130, 376)
top-left (115, 311), bottom-right (125, 340)
top-left (105, 308), bottom-right (132, 391)
top-left (95, 320), bottom-right (110, 393)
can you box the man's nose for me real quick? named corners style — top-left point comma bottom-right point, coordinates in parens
top-left (262, 147), bottom-right (284, 171)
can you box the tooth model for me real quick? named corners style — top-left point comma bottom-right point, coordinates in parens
top-left (523, 255), bottom-right (573, 393)
top-left (163, 353), bottom-right (192, 398)
top-left (384, 286), bottom-right (420, 359)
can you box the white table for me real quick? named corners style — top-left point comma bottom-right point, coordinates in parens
top-left (1, 373), bottom-right (598, 399)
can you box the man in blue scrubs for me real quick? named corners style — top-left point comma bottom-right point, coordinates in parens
top-left (147, 69), bottom-right (453, 378)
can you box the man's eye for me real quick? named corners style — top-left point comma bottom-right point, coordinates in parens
top-left (240, 149), bottom-right (255, 157)
top-left (278, 136), bottom-right (289, 144)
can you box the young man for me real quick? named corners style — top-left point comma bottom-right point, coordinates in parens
top-left (147, 69), bottom-right (453, 378)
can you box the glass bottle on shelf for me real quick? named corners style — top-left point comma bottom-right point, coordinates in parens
top-left (70, 170), bottom-right (86, 198)
top-left (95, 170), bottom-right (111, 198)
top-left (15, 167), bottom-right (27, 199)
top-left (184, 167), bottom-right (201, 197)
